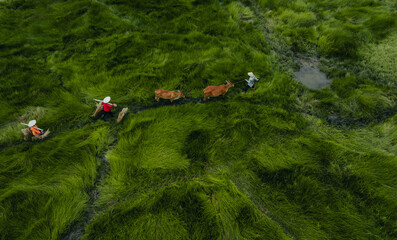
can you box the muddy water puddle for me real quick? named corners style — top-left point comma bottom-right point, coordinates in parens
top-left (295, 67), bottom-right (331, 89)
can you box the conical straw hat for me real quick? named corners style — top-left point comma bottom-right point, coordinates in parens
top-left (28, 120), bottom-right (37, 127)
top-left (103, 96), bottom-right (111, 103)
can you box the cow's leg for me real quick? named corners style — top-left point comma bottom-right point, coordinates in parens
top-left (155, 96), bottom-right (159, 102)
top-left (170, 98), bottom-right (173, 103)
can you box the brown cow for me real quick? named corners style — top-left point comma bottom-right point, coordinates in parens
top-left (203, 81), bottom-right (234, 101)
top-left (155, 89), bottom-right (185, 102)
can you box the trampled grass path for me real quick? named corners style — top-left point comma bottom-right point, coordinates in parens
top-left (60, 156), bottom-right (110, 240)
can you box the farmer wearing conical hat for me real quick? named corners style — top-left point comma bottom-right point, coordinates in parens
top-left (241, 72), bottom-right (259, 94)
top-left (94, 96), bottom-right (117, 120)
top-left (21, 120), bottom-right (44, 136)
top-left (21, 120), bottom-right (50, 140)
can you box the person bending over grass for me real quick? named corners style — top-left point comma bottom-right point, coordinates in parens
top-left (242, 72), bottom-right (259, 94)
top-left (21, 120), bottom-right (43, 137)
top-left (21, 119), bottom-right (50, 140)
top-left (28, 120), bottom-right (44, 136)
top-left (100, 96), bottom-right (117, 120)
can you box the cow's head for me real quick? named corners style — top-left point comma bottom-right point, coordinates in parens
top-left (226, 81), bottom-right (234, 87)
top-left (177, 90), bottom-right (186, 98)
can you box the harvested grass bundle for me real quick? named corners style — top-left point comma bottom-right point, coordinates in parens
top-left (32, 129), bottom-right (50, 140)
top-left (21, 128), bottom-right (30, 141)
top-left (92, 103), bottom-right (104, 117)
top-left (117, 108), bottom-right (128, 123)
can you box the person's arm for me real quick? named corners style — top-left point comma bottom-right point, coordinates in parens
top-left (245, 79), bottom-right (249, 82)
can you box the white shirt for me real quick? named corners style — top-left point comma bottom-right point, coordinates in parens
top-left (246, 76), bottom-right (259, 87)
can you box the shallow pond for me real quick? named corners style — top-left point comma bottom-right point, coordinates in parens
top-left (295, 67), bottom-right (331, 89)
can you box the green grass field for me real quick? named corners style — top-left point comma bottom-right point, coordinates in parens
top-left (0, 0), bottom-right (396, 239)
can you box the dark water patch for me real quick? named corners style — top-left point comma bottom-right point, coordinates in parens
top-left (295, 67), bottom-right (331, 89)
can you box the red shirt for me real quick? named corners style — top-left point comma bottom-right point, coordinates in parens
top-left (101, 102), bottom-right (114, 112)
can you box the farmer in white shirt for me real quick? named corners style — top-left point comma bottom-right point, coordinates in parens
top-left (242, 72), bottom-right (259, 94)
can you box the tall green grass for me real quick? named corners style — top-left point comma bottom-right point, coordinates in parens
top-left (83, 102), bottom-right (397, 239)
top-left (83, 102), bottom-right (307, 239)
top-left (360, 33), bottom-right (397, 85)
top-left (258, 0), bottom-right (397, 56)
top-left (242, 114), bottom-right (397, 238)
top-left (0, 0), bottom-right (270, 147)
top-left (0, 122), bottom-right (110, 239)
top-left (0, 0), bottom-right (396, 239)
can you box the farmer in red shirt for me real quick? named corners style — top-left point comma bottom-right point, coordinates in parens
top-left (99, 96), bottom-right (117, 120)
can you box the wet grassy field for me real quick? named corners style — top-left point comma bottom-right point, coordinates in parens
top-left (0, 0), bottom-right (396, 239)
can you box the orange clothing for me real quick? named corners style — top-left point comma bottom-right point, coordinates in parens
top-left (30, 125), bottom-right (42, 136)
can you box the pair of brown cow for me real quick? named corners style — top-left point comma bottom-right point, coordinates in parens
top-left (155, 81), bottom-right (235, 102)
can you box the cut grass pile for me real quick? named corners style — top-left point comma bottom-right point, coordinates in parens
top-left (0, 0), bottom-right (396, 239)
